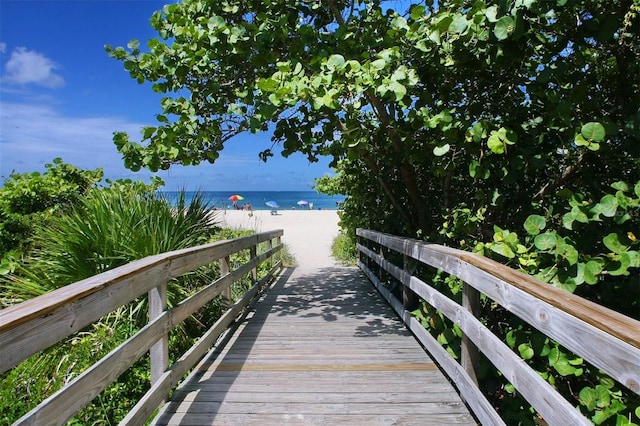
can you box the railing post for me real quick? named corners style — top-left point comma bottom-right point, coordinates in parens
top-left (250, 244), bottom-right (258, 283)
top-left (275, 235), bottom-right (282, 266)
top-left (461, 283), bottom-right (481, 385)
top-left (266, 238), bottom-right (273, 263)
top-left (221, 255), bottom-right (231, 307)
top-left (402, 255), bottom-right (420, 311)
top-left (149, 281), bottom-right (168, 385)
top-left (378, 244), bottom-right (386, 283)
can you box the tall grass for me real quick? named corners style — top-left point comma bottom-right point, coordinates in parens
top-left (331, 232), bottom-right (357, 265)
top-left (0, 184), bottom-right (226, 424)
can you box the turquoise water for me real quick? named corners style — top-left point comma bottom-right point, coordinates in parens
top-left (160, 191), bottom-right (346, 210)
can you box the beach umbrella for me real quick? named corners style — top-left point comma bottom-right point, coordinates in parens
top-left (296, 200), bottom-right (309, 206)
top-left (228, 194), bottom-right (244, 201)
top-left (265, 201), bottom-right (279, 208)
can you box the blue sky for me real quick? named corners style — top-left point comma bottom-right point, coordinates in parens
top-left (0, 0), bottom-right (335, 191)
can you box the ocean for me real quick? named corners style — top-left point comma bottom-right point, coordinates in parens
top-left (160, 191), bottom-right (346, 211)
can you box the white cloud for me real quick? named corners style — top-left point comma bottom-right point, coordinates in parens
top-left (0, 101), bottom-right (328, 191)
top-left (3, 47), bottom-right (64, 88)
top-left (0, 101), bottom-right (145, 177)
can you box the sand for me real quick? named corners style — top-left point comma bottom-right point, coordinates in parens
top-left (210, 209), bottom-right (341, 268)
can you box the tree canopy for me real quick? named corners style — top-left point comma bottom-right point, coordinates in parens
top-left (89, 1), bottom-right (640, 421)
top-left (108, 0), bottom-right (639, 235)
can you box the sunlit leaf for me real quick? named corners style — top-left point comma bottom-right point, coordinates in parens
top-left (524, 215), bottom-right (546, 235)
top-left (603, 233), bottom-right (627, 254)
top-left (581, 122), bottom-right (606, 142)
top-left (583, 261), bottom-right (602, 284)
top-left (534, 232), bottom-right (557, 250)
top-left (490, 242), bottom-right (515, 258)
top-left (433, 144), bottom-right (450, 156)
top-left (518, 343), bottom-right (534, 360)
top-left (494, 16), bottom-right (515, 40)
top-left (449, 16), bottom-right (468, 34)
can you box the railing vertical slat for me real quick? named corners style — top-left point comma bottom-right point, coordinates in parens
top-left (250, 245), bottom-right (258, 283)
top-left (221, 255), bottom-right (231, 307)
top-left (149, 280), bottom-right (168, 386)
top-left (402, 254), bottom-right (419, 311)
top-left (461, 283), bottom-right (481, 386)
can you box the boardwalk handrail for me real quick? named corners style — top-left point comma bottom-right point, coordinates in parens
top-left (0, 229), bottom-right (284, 425)
top-left (356, 228), bottom-right (640, 426)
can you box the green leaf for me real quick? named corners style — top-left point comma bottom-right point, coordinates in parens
top-left (410, 5), bottom-right (425, 20)
top-left (608, 252), bottom-right (631, 276)
top-left (518, 343), bottom-right (534, 360)
top-left (326, 54), bottom-right (345, 70)
top-left (584, 261), bottom-right (602, 284)
top-left (598, 194), bottom-right (618, 217)
top-left (595, 385), bottom-right (611, 408)
top-left (490, 242), bottom-right (515, 258)
top-left (603, 233), bottom-right (628, 254)
top-left (469, 161), bottom-right (490, 179)
top-left (389, 80), bottom-right (407, 101)
top-left (534, 232), bottom-right (557, 250)
top-left (433, 144), bottom-right (450, 156)
top-left (524, 215), bottom-right (546, 235)
top-left (506, 330), bottom-right (518, 349)
top-left (142, 127), bottom-right (156, 139)
top-left (487, 132), bottom-right (505, 153)
top-left (611, 181), bottom-right (629, 192)
top-left (257, 78), bottom-right (278, 92)
top-left (485, 6), bottom-right (499, 22)
top-left (581, 122), bottom-right (606, 142)
top-left (561, 242), bottom-right (579, 265)
top-left (449, 16), bottom-right (468, 34)
top-left (391, 15), bottom-right (410, 31)
top-left (579, 387), bottom-right (597, 410)
top-left (494, 16), bottom-right (515, 40)
top-left (371, 58), bottom-right (386, 70)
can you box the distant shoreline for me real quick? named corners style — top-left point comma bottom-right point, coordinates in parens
top-left (160, 190), bottom-right (346, 211)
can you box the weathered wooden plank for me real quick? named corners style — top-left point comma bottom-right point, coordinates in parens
top-left (154, 413), bottom-right (476, 426)
top-left (177, 379), bottom-right (456, 393)
top-left (0, 231), bottom-right (283, 374)
top-left (151, 267), bottom-right (475, 426)
top-left (357, 229), bottom-right (640, 425)
top-left (15, 312), bottom-right (170, 425)
top-left (0, 261), bottom-right (170, 373)
top-left (362, 245), bottom-right (591, 425)
top-left (193, 369), bottom-right (454, 383)
top-left (206, 362), bottom-right (438, 371)
top-left (360, 262), bottom-right (505, 426)
top-left (358, 233), bottom-right (640, 396)
top-left (120, 262), bottom-right (283, 425)
top-left (163, 401), bottom-right (471, 415)
top-left (169, 390), bottom-right (461, 403)
top-left (357, 229), bottom-right (640, 349)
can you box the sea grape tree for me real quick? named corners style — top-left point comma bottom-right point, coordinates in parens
top-left (107, 0), bottom-right (639, 238)
top-left (107, 0), bottom-right (640, 421)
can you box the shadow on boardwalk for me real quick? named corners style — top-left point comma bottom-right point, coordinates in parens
top-left (152, 266), bottom-right (477, 426)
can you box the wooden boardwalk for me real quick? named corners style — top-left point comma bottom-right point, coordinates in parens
top-left (152, 266), bottom-right (476, 425)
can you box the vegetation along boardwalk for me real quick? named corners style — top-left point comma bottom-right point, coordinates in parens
top-left (152, 266), bottom-right (476, 425)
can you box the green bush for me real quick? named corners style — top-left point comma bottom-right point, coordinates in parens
top-left (0, 182), bottom-right (223, 423)
top-left (0, 158), bottom-right (103, 259)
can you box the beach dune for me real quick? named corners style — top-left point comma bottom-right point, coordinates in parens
top-left (212, 209), bottom-right (341, 268)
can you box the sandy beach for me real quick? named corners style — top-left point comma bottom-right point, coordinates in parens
top-left (211, 209), bottom-right (342, 268)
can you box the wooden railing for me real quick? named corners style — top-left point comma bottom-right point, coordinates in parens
top-left (356, 228), bottom-right (640, 426)
top-left (0, 230), bottom-right (284, 425)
